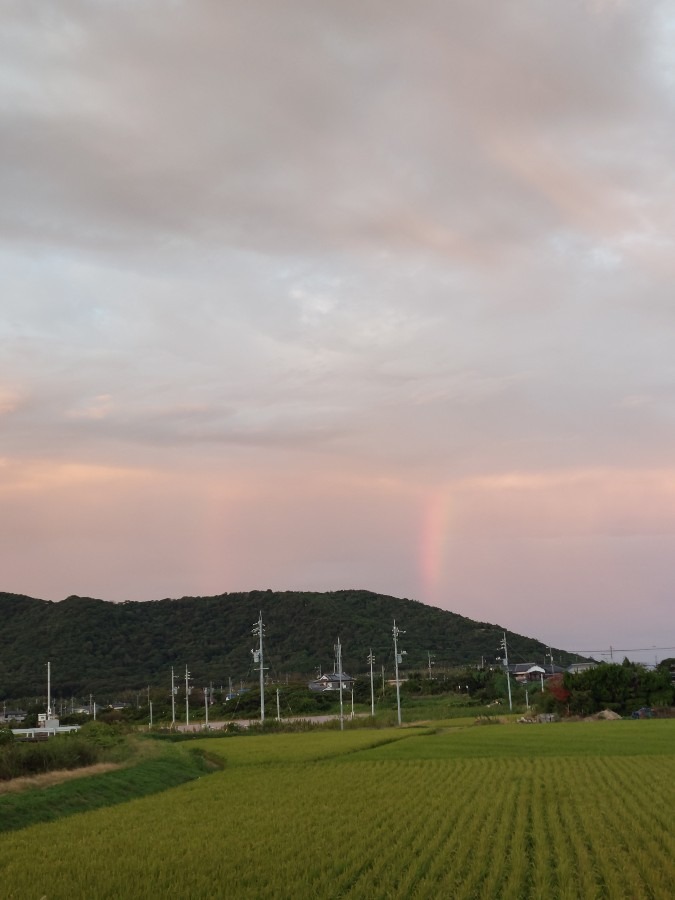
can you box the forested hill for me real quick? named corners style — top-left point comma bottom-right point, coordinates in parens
top-left (0, 589), bottom-right (582, 698)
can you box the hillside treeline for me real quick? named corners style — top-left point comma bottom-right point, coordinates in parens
top-left (0, 589), bottom-right (581, 698)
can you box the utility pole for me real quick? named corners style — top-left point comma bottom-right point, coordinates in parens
top-left (427, 652), bottom-right (434, 680)
top-left (499, 633), bottom-right (513, 712)
top-left (46, 661), bottom-right (52, 718)
top-left (276, 688), bottom-right (281, 722)
top-left (149, 701), bottom-right (153, 728)
top-left (252, 612), bottom-right (266, 722)
top-left (367, 649), bottom-right (375, 717)
top-left (393, 620), bottom-right (406, 726)
top-left (185, 665), bottom-right (191, 727)
top-left (335, 637), bottom-right (344, 731)
top-left (204, 687), bottom-right (209, 728)
top-left (171, 667), bottom-right (176, 727)
top-left (547, 647), bottom-right (555, 673)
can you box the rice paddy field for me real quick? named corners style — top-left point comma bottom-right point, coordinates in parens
top-left (1, 720), bottom-right (674, 899)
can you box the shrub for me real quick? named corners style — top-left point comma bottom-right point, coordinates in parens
top-left (78, 721), bottom-right (125, 748)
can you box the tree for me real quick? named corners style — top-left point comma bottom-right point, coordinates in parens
top-left (546, 674), bottom-right (570, 704)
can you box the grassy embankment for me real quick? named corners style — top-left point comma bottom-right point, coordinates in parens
top-left (1, 720), bottom-right (674, 898)
top-left (0, 733), bottom-right (217, 834)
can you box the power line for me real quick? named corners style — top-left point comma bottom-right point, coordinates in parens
top-left (570, 646), bottom-right (675, 654)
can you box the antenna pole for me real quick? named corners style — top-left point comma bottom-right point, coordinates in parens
top-left (336, 638), bottom-right (344, 730)
top-left (393, 621), bottom-right (405, 725)
top-left (185, 665), bottom-right (190, 727)
top-left (367, 649), bottom-right (375, 717)
top-left (500, 632), bottom-right (513, 711)
top-left (171, 667), bottom-right (176, 726)
top-left (252, 612), bottom-right (265, 722)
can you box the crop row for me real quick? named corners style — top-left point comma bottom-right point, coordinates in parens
top-left (1, 730), bottom-right (673, 898)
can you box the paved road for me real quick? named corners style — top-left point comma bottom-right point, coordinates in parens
top-left (175, 713), bottom-right (364, 732)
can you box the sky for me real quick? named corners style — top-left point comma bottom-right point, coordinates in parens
top-left (2, 0), bottom-right (674, 665)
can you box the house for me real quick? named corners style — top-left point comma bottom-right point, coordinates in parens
top-left (308, 673), bottom-right (355, 692)
top-left (567, 661), bottom-right (598, 674)
top-left (507, 663), bottom-right (567, 683)
top-left (0, 709), bottom-right (26, 724)
top-left (510, 664), bottom-right (546, 684)
top-left (542, 664), bottom-right (568, 677)
top-left (225, 688), bottom-right (250, 701)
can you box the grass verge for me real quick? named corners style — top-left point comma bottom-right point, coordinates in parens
top-left (0, 742), bottom-right (217, 834)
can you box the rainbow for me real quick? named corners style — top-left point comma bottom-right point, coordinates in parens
top-left (419, 487), bottom-right (454, 602)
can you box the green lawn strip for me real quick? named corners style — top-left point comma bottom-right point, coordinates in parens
top-left (0, 744), bottom-right (216, 834)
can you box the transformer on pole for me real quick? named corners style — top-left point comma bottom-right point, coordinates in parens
top-left (392, 621), bottom-right (406, 726)
top-left (252, 612), bottom-right (266, 722)
top-left (171, 666), bottom-right (176, 726)
top-left (335, 637), bottom-right (344, 731)
top-left (185, 665), bottom-right (191, 726)
top-left (499, 632), bottom-right (513, 711)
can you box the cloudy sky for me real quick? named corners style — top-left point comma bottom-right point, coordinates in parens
top-left (2, 0), bottom-right (674, 663)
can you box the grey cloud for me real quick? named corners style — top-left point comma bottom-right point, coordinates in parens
top-left (2, 0), bottom-right (675, 477)
top-left (1, 1), bottom-right (670, 262)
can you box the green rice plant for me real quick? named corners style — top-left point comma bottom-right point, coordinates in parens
top-left (0, 719), bottom-right (673, 898)
top-left (188, 726), bottom-right (420, 767)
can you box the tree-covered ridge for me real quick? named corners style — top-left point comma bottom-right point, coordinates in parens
top-left (0, 589), bottom-right (583, 698)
